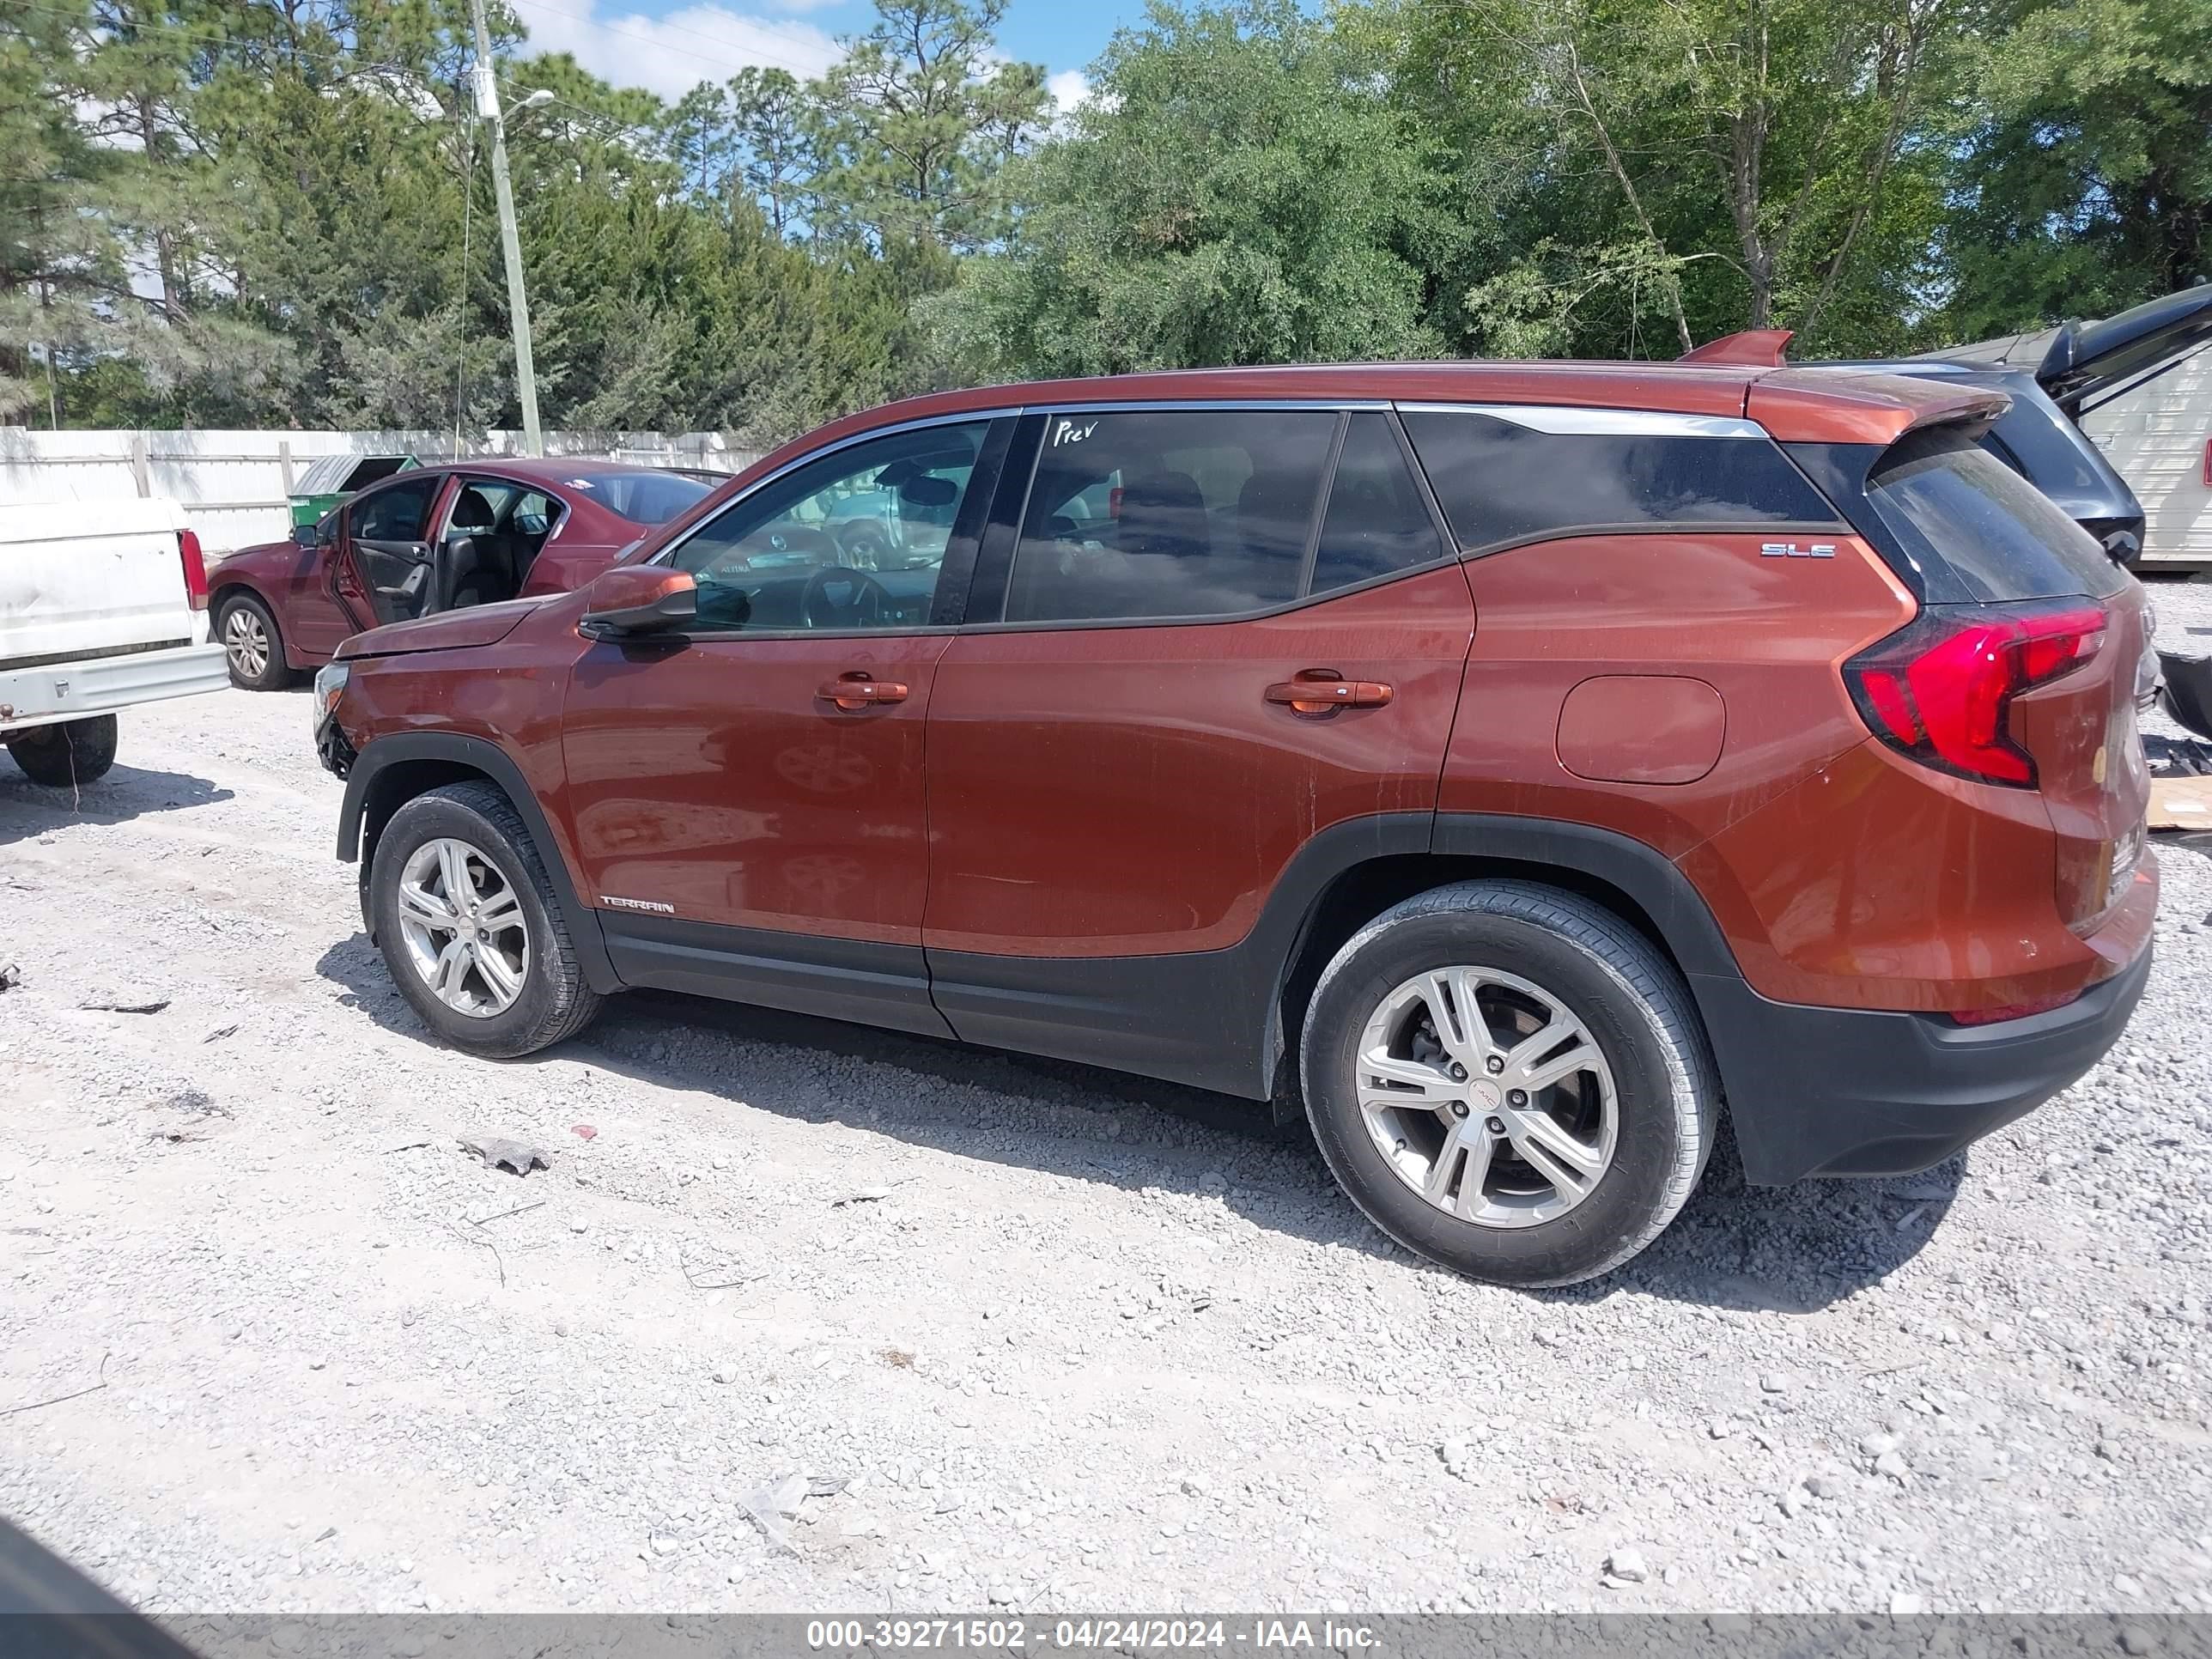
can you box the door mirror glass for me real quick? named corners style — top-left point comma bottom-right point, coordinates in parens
top-left (292, 522), bottom-right (318, 549)
top-left (582, 565), bottom-right (697, 634)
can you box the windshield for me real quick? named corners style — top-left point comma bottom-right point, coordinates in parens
top-left (1865, 427), bottom-right (2129, 601)
top-left (562, 470), bottom-right (715, 525)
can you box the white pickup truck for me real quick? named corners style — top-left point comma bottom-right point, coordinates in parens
top-left (1, 499), bottom-right (229, 787)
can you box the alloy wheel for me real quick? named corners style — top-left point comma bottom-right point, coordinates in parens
top-left (223, 606), bottom-right (270, 681)
top-left (1354, 966), bottom-right (1617, 1227)
top-left (394, 837), bottom-right (529, 1018)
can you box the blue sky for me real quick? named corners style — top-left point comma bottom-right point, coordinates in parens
top-left (505, 0), bottom-right (1144, 108)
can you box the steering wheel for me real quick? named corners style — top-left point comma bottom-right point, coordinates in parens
top-left (801, 564), bottom-right (890, 629)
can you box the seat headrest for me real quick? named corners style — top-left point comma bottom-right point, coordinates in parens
top-left (449, 488), bottom-right (497, 533)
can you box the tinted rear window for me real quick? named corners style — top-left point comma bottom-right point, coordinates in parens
top-left (1864, 428), bottom-right (2128, 601)
top-left (565, 470), bottom-right (715, 525)
top-left (1004, 409), bottom-right (1337, 622)
top-left (1400, 409), bottom-right (1839, 550)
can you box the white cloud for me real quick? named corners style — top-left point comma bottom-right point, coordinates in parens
top-left (508, 0), bottom-right (842, 101)
top-left (1047, 68), bottom-right (1091, 113)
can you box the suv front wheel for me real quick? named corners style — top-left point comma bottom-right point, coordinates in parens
top-left (368, 781), bottom-right (604, 1057)
top-left (1301, 880), bottom-right (1717, 1287)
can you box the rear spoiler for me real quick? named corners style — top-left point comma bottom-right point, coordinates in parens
top-left (1747, 368), bottom-right (2009, 447)
top-left (1677, 329), bottom-right (1794, 368)
top-left (1672, 333), bottom-right (2010, 441)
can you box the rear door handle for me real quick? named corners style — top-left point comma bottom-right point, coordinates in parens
top-left (817, 672), bottom-right (909, 710)
top-left (1265, 672), bottom-right (1393, 716)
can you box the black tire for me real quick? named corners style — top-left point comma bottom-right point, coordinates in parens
top-left (1300, 880), bottom-right (1718, 1288)
top-left (218, 592), bottom-right (291, 690)
top-left (368, 780), bottom-right (605, 1058)
top-left (6, 714), bottom-right (119, 787)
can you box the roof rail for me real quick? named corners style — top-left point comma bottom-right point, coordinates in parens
top-left (1678, 329), bottom-right (1794, 368)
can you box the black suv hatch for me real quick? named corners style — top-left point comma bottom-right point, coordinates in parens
top-left (1927, 285), bottom-right (2212, 416)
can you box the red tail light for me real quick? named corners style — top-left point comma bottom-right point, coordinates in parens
top-left (178, 528), bottom-right (209, 611)
top-left (1844, 601), bottom-right (2107, 787)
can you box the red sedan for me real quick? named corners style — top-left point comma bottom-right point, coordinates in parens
top-left (204, 458), bottom-right (720, 689)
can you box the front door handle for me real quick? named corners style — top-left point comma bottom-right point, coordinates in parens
top-left (817, 672), bottom-right (909, 710)
top-left (1265, 672), bottom-right (1393, 717)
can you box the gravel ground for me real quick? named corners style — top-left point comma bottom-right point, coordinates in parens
top-left (3, 582), bottom-right (2211, 1619)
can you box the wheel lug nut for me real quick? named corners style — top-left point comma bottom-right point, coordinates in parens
top-left (1450, 1102), bottom-right (1470, 1119)
top-left (1486, 1116), bottom-right (1505, 1135)
top-left (1508, 1090), bottom-right (1528, 1107)
top-left (1449, 1062), bottom-right (1468, 1082)
top-left (1485, 1056), bottom-right (1504, 1074)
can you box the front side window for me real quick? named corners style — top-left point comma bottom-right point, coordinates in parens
top-left (350, 476), bottom-right (439, 543)
top-left (667, 422), bottom-right (988, 632)
top-left (1004, 410), bottom-right (1337, 623)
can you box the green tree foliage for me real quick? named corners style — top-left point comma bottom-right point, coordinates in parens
top-left (1938, 0), bottom-right (2212, 337)
top-left (927, 2), bottom-right (1453, 379)
top-left (0, 0), bottom-right (2203, 433)
top-left (3, 0), bottom-right (1041, 434)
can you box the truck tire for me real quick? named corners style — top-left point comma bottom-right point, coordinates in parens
top-left (1300, 880), bottom-right (1719, 1289)
top-left (218, 593), bottom-right (291, 690)
top-left (368, 780), bottom-right (604, 1058)
top-left (5, 714), bottom-right (119, 787)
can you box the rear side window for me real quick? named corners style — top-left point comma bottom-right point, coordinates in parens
top-left (1399, 408), bottom-right (1838, 550)
top-left (1311, 414), bottom-right (1443, 593)
top-left (1865, 427), bottom-right (2128, 601)
top-left (1004, 410), bottom-right (1336, 623)
top-left (566, 470), bottom-right (715, 525)
top-left (350, 476), bottom-right (438, 543)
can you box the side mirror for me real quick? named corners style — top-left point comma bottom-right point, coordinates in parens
top-left (581, 565), bottom-right (696, 634)
top-left (292, 522), bottom-right (318, 548)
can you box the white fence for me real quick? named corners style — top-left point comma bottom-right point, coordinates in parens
top-left (2082, 347), bottom-right (2212, 568)
top-left (0, 428), bottom-right (767, 554)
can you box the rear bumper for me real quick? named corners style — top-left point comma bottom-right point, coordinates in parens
top-left (0, 641), bottom-right (226, 736)
top-left (1695, 938), bottom-right (2154, 1184)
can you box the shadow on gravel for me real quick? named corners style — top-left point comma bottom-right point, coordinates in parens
top-left (316, 932), bottom-right (1954, 1311)
top-left (0, 763), bottom-right (233, 847)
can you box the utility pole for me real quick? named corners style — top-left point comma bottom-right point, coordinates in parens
top-left (468, 0), bottom-right (542, 457)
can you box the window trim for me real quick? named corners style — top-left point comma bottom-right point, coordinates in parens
top-left (1395, 402), bottom-right (1768, 439)
top-left (635, 395), bottom-right (1853, 635)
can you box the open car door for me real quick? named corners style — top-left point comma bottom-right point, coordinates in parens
top-left (335, 472), bottom-right (450, 629)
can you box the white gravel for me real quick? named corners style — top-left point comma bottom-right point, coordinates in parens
top-left (3, 582), bottom-right (2212, 1617)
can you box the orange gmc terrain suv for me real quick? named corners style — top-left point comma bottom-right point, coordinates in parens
top-left (311, 357), bottom-right (2158, 1285)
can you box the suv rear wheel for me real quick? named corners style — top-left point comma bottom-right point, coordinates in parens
top-left (1301, 880), bottom-right (1717, 1287)
top-left (369, 781), bottom-right (603, 1057)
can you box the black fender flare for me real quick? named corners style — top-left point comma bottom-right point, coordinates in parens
top-left (1260, 811), bottom-right (1754, 1126)
top-left (337, 732), bottom-right (620, 995)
